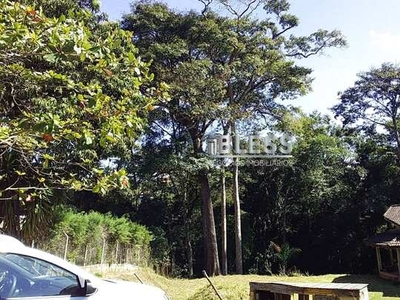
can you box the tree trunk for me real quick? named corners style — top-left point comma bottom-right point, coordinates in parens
top-left (191, 132), bottom-right (220, 276)
top-left (185, 229), bottom-right (194, 277)
top-left (392, 115), bottom-right (400, 166)
top-left (199, 170), bottom-right (221, 276)
top-left (1, 200), bottom-right (21, 239)
top-left (221, 166), bottom-right (228, 275)
top-left (183, 189), bottom-right (194, 277)
top-left (232, 123), bottom-right (243, 274)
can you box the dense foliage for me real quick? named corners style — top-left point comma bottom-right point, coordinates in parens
top-left (0, 0), bottom-right (160, 236)
top-left (333, 63), bottom-right (400, 163)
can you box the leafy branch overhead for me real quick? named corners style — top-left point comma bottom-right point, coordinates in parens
top-left (0, 0), bottom-right (164, 200)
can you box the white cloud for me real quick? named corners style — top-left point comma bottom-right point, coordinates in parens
top-left (369, 30), bottom-right (400, 52)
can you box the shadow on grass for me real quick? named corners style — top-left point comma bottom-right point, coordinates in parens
top-left (333, 275), bottom-right (400, 298)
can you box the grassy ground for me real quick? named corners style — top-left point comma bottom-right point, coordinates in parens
top-left (95, 268), bottom-right (400, 300)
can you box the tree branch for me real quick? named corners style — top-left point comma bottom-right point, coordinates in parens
top-left (198, 0), bottom-right (214, 15)
top-left (286, 44), bottom-right (325, 59)
top-left (219, 0), bottom-right (261, 19)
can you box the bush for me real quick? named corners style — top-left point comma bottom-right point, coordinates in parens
top-left (40, 206), bottom-right (152, 266)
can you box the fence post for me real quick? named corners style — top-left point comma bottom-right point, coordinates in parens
top-left (84, 244), bottom-right (88, 266)
top-left (101, 237), bottom-right (106, 264)
top-left (63, 231), bottom-right (69, 261)
top-left (115, 241), bottom-right (119, 264)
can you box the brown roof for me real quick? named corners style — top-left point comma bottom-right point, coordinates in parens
top-left (366, 229), bottom-right (400, 248)
top-left (384, 205), bottom-right (400, 226)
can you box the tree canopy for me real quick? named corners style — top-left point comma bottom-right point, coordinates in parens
top-left (333, 62), bottom-right (400, 162)
top-left (0, 0), bottom-right (160, 234)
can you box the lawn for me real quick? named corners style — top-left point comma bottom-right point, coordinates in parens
top-left (95, 267), bottom-right (400, 300)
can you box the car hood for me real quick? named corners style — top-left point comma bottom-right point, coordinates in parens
top-left (94, 278), bottom-right (167, 299)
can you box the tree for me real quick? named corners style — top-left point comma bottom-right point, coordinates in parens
top-left (274, 112), bottom-right (397, 274)
top-left (122, 0), bottom-right (345, 275)
top-left (333, 62), bottom-right (400, 164)
top-left (136, 148), bottom-right (201, 277)
top-left (0, 0), bottom-right (159, 237)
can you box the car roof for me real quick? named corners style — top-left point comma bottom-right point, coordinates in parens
top-left (0, 234), bottom-right (25, 247)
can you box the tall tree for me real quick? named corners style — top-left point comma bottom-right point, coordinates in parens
top-left (0, 0), bottom-right (158, 237)
top-left (122, 0), bottom-right (345, 275)
top-left (220, 164), bottom-right (228, 275)
top-left (333, 62), bottom-right (400, 165)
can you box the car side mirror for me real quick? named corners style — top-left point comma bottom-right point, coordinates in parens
top-left (84, 279), bottom-right (97, 296)
top-left (77, 276), bottom-right (97, 296)
top-left (77, 275), bottom-right (85, 289)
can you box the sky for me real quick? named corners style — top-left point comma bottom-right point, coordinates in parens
top-left (100, 0), bottom-right (400, 114)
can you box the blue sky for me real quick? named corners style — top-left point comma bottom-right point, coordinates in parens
top-left (101, 0), bottom-right (400, 114)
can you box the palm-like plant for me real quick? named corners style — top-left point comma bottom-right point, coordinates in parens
top-left (272, 242), bottom-right (301, 275)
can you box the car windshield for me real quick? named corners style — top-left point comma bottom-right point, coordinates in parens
top-left (0, 253), bottom-right (81, 298)
top-left (4, 253), bottom-right (72, 278)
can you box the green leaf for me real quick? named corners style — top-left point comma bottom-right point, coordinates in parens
top-left (71, 180), bottom-right (82, 191)
top-left (85, 135), bottom-right (93, 145)
top-left (42, 154), bottom-right (55, 161)
top-left (62, 40), bottom-right (75, 53)
top-left (43, 53), bottom-right (57, 63)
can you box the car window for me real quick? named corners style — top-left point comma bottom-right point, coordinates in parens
top-left (0, 253), bottom-right (82, 298)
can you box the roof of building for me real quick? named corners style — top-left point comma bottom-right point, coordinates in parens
top-left (249, 282), bottom-right (368, 298)
top-left (384, 205), bottom-right (400, 226)
top-left (366, 229), bottom-right (400, 248)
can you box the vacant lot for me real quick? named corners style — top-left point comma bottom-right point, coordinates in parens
top-left (94, 267), bottom-right (400, 300)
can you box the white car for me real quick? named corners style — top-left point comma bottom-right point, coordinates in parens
top-left (0, 235), bottom-right (169, 300)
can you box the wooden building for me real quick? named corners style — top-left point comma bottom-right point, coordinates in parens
top-left (367, 205), bottom-right (400, 281)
